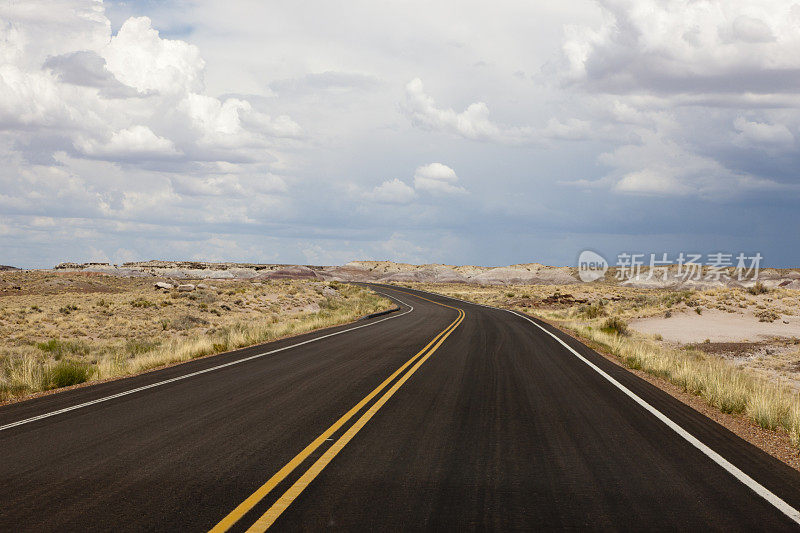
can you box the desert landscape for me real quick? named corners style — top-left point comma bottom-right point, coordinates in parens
top-left (8, 1), bottom-right (800, 528)
top-left (0, 267), bottom-right (391, 402)
top-left (5, 259), bottom-right (800, 419)
top-left (5, 258), bottom-right (800, 494)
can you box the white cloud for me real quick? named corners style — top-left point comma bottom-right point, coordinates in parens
top-left (413, 163), bottom-right (467, 195)
top-left (76, 125), bottom-right (179, 159)
top-left (0, 0), bottom-right (302, 241)
top-left (560, 0), bottom-right (800, 94)
top-left (366, 178), bottom-right (416, 204)
top-left (574, 131), bottom-right (792, 198)
top-left (614, 170), bottom-right (693, 196)
top-left (102, 17), bottom-right (205, 95)
top-left (3, 0), bottom-right (800, 268)
top-left (364, 163), bottom-right (467, 204)
top-left (402, 78), bottom-right (537, 144)
top-left (0, 2), bottom-right (299, 166)
top-left (551, 0), bottom-right (800, 198)
top-left (733, 116), bottom-right (794, 148)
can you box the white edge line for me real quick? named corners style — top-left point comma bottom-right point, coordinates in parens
top-left (393, 285), bottom-right (800, 525)
top-left (0, 292), bottom-right (413, 432)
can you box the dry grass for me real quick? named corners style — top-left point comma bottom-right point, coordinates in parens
top-left (566, 321), bottom-right (800, 443)
top-left (401, 281), bottom-right (800, 447)
top-left (0, 272), bottom-right (391, 401)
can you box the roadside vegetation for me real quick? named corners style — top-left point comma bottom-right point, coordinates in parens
top-left (401, 282), bottom-right (800, 448)
top-left (0, 272), bottom-right (391, 401)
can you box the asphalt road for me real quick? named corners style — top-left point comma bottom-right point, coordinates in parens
top-left (2, 284), bottom-right (800, 531)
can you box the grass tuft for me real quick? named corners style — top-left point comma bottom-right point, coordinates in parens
top-left (46, 360), bottom-right (93, 389)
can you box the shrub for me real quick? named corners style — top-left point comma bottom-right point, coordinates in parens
top-left (756, 309), bottom-right (780, 323)
top-left (695, 307), bottom-right (702, 315)
top-left (661, 290), bottom-right (692, 308)
top-left (47, 360), bottom-right (92, 389)
top-left (601, 316), bottom-right (629, 336)
top-left (130, 297), bottom-right (154, 308)
top-left (747, 281), bottom-right (769, 295)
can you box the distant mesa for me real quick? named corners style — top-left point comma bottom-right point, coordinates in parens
top-left (0, 265), bottom-right (20, 271)
top-left (48, 259), bottom-right (583, 285)
top-left (45, 259), bottom-right (800, 288)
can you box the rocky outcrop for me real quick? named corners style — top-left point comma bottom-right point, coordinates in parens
top-left (381, 265), bottom-right (468, 284)
top-left (317, 265), bottom-right (380, 282)
top-left (258, 265), bottom-right (320, 280)
top-left (470, 265), bottom-right (578, 285)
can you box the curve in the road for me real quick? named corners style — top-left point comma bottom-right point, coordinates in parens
top-left (212, 290), bottom-right (465, 531)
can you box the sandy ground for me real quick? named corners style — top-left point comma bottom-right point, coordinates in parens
top-left (631, 309), bottom-right (800, 391)
top-left (630, 309), bottom-right (800, 343)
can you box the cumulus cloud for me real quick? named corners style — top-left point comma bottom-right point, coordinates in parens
top-left (366, 178), bottom-right (417, 204)
top-left (553, 0), bottom-right (800, 198)
top-left (75, 125), bottom-right (180, 159)
top-left (4, 0), bottom-right (800, 268)
top-left (559, 0), bottom-right (800, 95)
top-left (365, 163), bottom-right (467, 204)
top-left (402, 78), bottom-right (537, 144)
top-left (401, 78), bottom-right (600, 144)
top-left (0, 0), bottom-right (300, 242)
top-left (413, 163), bottom-right (467, 195)
top-left (102, 16), bottom-right (205, 95)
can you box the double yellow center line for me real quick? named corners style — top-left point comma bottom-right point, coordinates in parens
top-left (210, 290), bottom-right (464, 532)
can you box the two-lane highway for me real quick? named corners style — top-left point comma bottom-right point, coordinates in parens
top-left (2, 285), bottom-right (800, 531)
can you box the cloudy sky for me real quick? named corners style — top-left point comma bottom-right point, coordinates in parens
top-left (2, 0), bottom-right (799, 268)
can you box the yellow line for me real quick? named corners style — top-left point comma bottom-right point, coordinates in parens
top-left (246, 309), bottom-right (465, 531)
top-left (381, 286), bottom-right (460, 310)
top-left (209, 294), bottom-right (463, 532)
